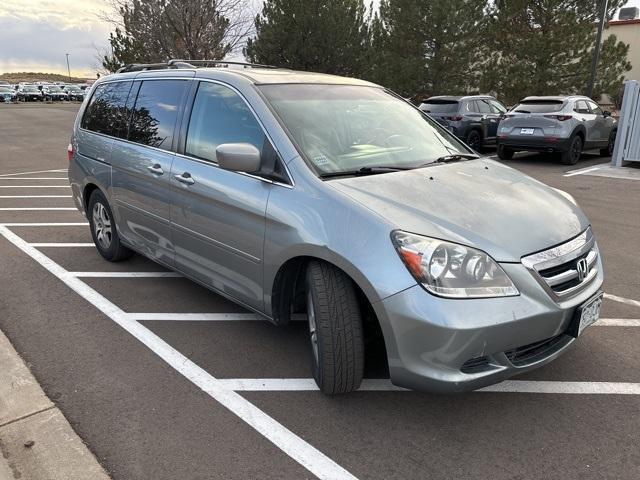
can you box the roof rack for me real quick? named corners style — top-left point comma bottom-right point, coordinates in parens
top-left (116, 59), bottom-right (278, 74)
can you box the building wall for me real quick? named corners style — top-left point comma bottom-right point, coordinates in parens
top-left (605, 19), bottom-right (640, 81)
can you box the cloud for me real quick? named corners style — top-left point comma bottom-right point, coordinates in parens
top-left (0, 0), bottom-right (112, 76)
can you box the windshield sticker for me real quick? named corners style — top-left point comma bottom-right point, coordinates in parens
top-left (312, 154), bottom-right (330, 166)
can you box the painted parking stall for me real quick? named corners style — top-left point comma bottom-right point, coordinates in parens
top-left (1, 164), bottom-right (640, 479)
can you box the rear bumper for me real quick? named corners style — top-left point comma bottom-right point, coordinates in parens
top-left (373, 260), bottom-right (604, 393)
top-left (498, 136), bottom-right (571, 153)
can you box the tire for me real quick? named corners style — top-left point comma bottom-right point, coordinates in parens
top-left (600, 131), bottom-right (616, 157)
top-left (87, 190), bottom-right (133, 262)
top-left (465, 130), bottom-right (483, 152)
top-left (560, 135), bottom-right (583, 165)
top-left (305, 261), bottom-right (364, 394)
top-left (497, 144), bottom-right (514, 160)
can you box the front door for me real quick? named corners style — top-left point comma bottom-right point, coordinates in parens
top-left (111, 78), bottom-right (191, 265)
top-left (170, 81), bottom-right (276, 311)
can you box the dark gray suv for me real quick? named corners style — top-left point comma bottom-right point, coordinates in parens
top-left (418, 95), bottom-right (508, 151)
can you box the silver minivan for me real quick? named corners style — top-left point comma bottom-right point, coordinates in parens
top-left (69, 62), bottom-right (604, 394)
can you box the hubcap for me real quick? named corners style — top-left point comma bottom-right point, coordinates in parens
top-left (307, 290), bottom-right (319, 364)
top-left (92, 202), bottom-right (112, 249)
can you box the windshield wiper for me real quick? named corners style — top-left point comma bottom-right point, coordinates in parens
top-left (319, 165), bottom-right (412, 178)
top-left (433, 153), bottom-right (479, 163)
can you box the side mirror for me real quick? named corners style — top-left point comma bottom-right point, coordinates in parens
top-left (216, 143), bottom-right (261, 174)
top-left (603, 110), bottom-right (611, 117)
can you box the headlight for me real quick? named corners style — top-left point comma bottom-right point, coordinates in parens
top-left (392, 231), bottom-right (519, 298)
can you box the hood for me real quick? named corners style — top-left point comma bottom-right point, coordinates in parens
top-left (328, 159), bottom-right (588, 262)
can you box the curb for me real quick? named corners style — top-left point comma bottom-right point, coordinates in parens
top-left (0, 329), bottom-right (110, 480)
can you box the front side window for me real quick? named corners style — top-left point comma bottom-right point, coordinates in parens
top-left (574, 101), bottom-right (590, 115)
top-left (81, 81), bottom-right (133, 137)
top-left (128, 80), bottom-right (188, 150)
top-left (587, 101), bottom-right (603, 115)
top-left (489, 100), bottom-right (507, 114)
top-left (476, 99), bottom-right (492, 114)
top-left (185, 82), bottom-right (267, 163)
top-left (260, 84), bottom-right (470, 176)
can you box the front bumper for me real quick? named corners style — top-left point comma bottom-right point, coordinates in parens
top-left (373, 258), bottom-right (603, 393)
top-left (498, 135), bottom-right (572, 153)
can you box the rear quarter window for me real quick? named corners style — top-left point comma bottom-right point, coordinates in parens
top-left (81, 81), bottom-right (133, 137)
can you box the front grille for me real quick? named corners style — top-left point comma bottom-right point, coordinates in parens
top-left (522, 228), bottom-right (598, 299)
top-left (505, 334), bottom-right (568, 366)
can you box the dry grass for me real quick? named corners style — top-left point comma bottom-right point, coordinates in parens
top-left (0, 72), bottom-right (89, 84)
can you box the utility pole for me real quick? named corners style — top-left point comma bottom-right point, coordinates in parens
top-left (587, 0), bottom-right (609, 98)
top-left (66, 53), bottom-right (71, 82)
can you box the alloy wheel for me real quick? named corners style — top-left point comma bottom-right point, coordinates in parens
top-left (92, 202), bottom-right (113, 250)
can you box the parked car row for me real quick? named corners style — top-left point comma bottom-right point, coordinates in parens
top-left (419, 94), bottom-right (617, 165)
top-left (0, 80), bottom-right (87, 103)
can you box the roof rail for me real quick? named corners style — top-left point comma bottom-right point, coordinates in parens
top-left (115, 59), bottom-right (278, 74)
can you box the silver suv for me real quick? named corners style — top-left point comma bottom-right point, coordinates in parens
top-left (69, 61), bottom-right (604, 394)
top-left (497, 95), bottom-right (617, 164)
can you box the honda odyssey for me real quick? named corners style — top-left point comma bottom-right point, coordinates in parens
top-left (68, 61), bottom-right (604, 394)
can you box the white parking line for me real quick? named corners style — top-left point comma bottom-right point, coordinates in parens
top-left (0, 169), bottom-right (66, 177)
top-left (0, 225), bottom-right (358, 480)
top-left (128, 312), bottom-right (262, 321)
top-left (218, 378), bottom-right (640, 395)
top-left (0, 185), bottom-right (70, 188)
top-left (0, 195), bottom-right (72, 198)
top-left (596, 318), bottom-right (640, 326)
top-left (604, 293), bottom-right (640, 309)
top-left (0, 222), bottom-right (88, 226)
top-left (0, 177), bottom-right (68, 180)
top-left (30, 243), bottom-right (95, 247)
top-left (563, 167), bottom-right (602, 177)
top-left (0, 207), bottom-right (77, 211)
top-left (72, 271), bottom-right (181, 278)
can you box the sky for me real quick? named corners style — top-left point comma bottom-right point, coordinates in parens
top-left (1, 0), bottom-right (640, 78)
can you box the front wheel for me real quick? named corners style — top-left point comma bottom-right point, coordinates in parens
top-left (600, 132), bottom-right (616, 157)
top-left (306, 261), bottom-right (364, 394)
top-left (560, 135), bottom-right (583, 165)
top-left (88, 190), bottom-right (133, 262)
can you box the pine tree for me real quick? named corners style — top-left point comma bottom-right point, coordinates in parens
top-left (244, 0), bottom-right (370, 77)
top-left (480, 0), bottom-right (631, 104)
top-left (368, 0), bottom-right (489, 98)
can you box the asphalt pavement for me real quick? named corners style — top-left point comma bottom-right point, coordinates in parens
top-left (0, 103), bottom-right (639, 480)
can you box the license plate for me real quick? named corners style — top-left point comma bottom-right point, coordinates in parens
top-left (520, 128), bottom-right (535, 135)
top-left (571, 293), bottom-right (603, 337)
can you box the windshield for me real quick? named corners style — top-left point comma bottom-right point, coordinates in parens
top-left (67, 86), bottom-right (81, 92)
top-left (23, 86), bottom-right (39, 92)
top-left (0, 87), bottom-right (12, 92)
top-left (47, 86), bottom-right (63, 92)
top-left (419, 101), bottom-right (459, 113)
top-left (513, 100), bottom-right (565, 113)
top-left (259, 84), bottom-right (471, 176)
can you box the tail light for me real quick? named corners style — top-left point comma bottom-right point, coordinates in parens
top-left (67, 143), bottom-right (74, 162)
top-left (446, 115), bottom-right (463, 121)
top-left (544, 115), bottom-right (572, 121)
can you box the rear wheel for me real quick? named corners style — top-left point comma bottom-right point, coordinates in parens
top-left (88, 190), bottom-right (133, 262)
top-left (600, 131), bottom-right (616, 157)
top-left (560, 135), bottom-right (583, 165)
top-left (465, 130), bottom-right (483, 152)
top-left (497, 144), bottom-right (514, 160)
top-left (305, 261), bottom-right (364, 395)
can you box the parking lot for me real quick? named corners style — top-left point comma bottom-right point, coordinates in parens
top-left (1, 103), bottom-right (639, 479)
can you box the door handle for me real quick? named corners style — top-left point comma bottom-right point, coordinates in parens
top-left (174, 172), bottom-right (195, 185)
top-left (147, 164), bottom-right (164, 175)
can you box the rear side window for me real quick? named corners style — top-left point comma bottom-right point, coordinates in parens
top-left (185, 82), bottom-right (267, 163)
top-left (128, 80), bottom-right (189, 151)
top-left (81, 81), bottom-right (132, 137)
top-left (514, 100), bottom-right (565, 113)
top-left (419, 101), bottom-right (458, 113)
top-left (574, 100), bottom-right (590, 115)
